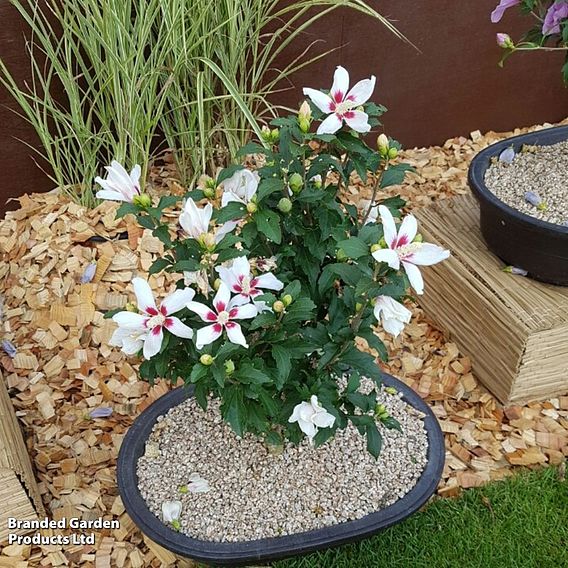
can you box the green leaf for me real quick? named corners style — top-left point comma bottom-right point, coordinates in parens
top-left (284, 297), bottom-right (316, 324)
top-left (257, 178), bottom-right (285, 201)
top-left (149, 257), bottom-right (171, 275)
top-left (337, 237), bottom-right (369, 259)
top-left (366, 422), bottom-right (383, 458)
top-left (328, 263), bottom-right (363, 286)
top-left (272, 345), bottom-right (291, 388)
top-left (249, 312), bottom-right (277, 330)
top-left (153, 225), bottom-right (172, 247)
top-left (137, 215), bottom-right (155, 230)
top-left (340, 345), bottom-right (382, 379)
top-left (283, 280), bottom-right (301, 299)
top-left (346, 371), bottom-right (361, 394)
top-left (217, 247), bottom-right (249, 263)
top-left (380, 164), bottom-right (414, 189)
top-left (171, 259), bottom-right (201, 272)
top-left (236, 142), bottom-right (270, 157)
top-left (357, 328), bottom-right (388, 362)
top-left (223, 387), bottom-right (247, 437)
top-left (116, 202), bottom-right (140, 218)
top-left (189, 364), bottom-right (208, 383)
top-left (254, 209), bottom-right (282, 244)
top-left (216, 202), bottom-right (246, 224)
top-left (381, 416), bottom-right (402, 432)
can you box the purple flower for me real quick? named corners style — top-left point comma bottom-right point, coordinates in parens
top-left (503, 266), bottom-right (528, 276)
top-left (499, 147), bottom-right (516, 163)
top-left (89, 407), bottom-right (113, 419)
top-left (524, 191), bottom-right (543, 207)
top-left (491, 0), bottom-right (521, 23)
top-left (543, 1), bottom-right (568, 35)
top-left (1, 340), bottom-right (16, 358)
top-left (81, 263), bottom-right (97, 284)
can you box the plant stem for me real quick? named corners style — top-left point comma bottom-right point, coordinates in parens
top-left (361, 163), bottom-right (388, 227)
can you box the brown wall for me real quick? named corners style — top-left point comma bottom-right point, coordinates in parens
top-left (1, 0), bottom-right (567, 216)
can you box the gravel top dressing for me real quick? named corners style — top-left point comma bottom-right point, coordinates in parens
top-left (484, 140), bottom-right (568, 225)
top-left (137, 381), bottom-right (428, 542)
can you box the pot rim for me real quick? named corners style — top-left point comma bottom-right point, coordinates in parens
top-left (468, 124), bottom-right (568, 235)
top-left (117, 373), bottom-right (444, 566)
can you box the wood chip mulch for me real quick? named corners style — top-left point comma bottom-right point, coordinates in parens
top-left (1, 120), bottom-right (567, 566)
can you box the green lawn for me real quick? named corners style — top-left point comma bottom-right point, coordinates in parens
top-left (275, 467), bottom-right (568, 568)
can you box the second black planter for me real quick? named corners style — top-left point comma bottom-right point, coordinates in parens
top-left (117, 373), bottom-right (444, 566)
top-left (468, 125), bottom-right (568, 286)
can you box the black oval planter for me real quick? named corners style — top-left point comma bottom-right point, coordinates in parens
top-left (468, 125), bottom-right (568, 286)
top-left (117, 373), bottom-right (444, 566)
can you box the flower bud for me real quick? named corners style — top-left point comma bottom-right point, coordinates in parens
top-left (299, 118), bottom-right (311, 133)
top-left (385, 386), bottom-right (398, 395)
top-left (388, 147), bottom-right (398, 160)
top-left (200, 354), bottom-right (214, 366)
top-left (298, 101), bottom-right (312, 121)
top-left (413, 233), bottom-right (423, 243)
top-left (213, 278), bottom-right (221, 290)
top-left (377, 133), bottom-right (389, 156)
top-left (374, 403), bottom-right (389, 419)
top-left (171, 519), bottom-right (181, 532)
top-left (203, 186), bottom-right (216, 199)
top-left (246, 201), bottom-right (258, 214)
top-left (370, 243), bottom-right (381, 253)
top-left (273, 300), bottom-right (285, 313)
top-left (336, 248), bottom-right (347, 262)
top-left (125, 302), bottom-right (138, 313)
top-left (289, 173), bottom-right (303, 194)
top-left (198, 233), bottom-right (216, 252)
top-left (496, 33), bottom-right (514, 49)
top-left (378, 237), bottom-right (387, 248)
top-left (224, 359), bottom-right (235, 375)
top-left (282, 294), bottom-right (293, 307)
top-left (133, 193), bottom-right (152, 209)
top-left (179, 485), bottom-right (189, 494)
top-left (278, 197), bottom-right (293, 213)
top-left (355, 302), bottom-right (363, 312)
top-left (310, 174), bottom-right (322, 189)
top-left (261, 125), bottom-right (272, 143)
top-left (271, 129), bottom-right (280, 143)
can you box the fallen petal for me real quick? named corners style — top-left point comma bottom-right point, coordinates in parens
top-left (89, 407), bottom-right (113, 419)
top-left (498, 147), bottom-right (515, 164)
top-left (1, 339), bottom-right (16, 358)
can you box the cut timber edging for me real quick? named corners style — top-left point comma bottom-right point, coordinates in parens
top-left (415, 194), bottom-right (568, 404)
top-left (0, 371), bottom-right (44, 543)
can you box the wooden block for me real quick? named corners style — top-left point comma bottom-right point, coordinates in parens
top-left (415, 195), bottom-right (568, 404)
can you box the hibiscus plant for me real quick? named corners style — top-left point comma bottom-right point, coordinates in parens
top-left (103, 66), bottom-right (449, 457)
top-left (492, 0), bottom-right (568, 82)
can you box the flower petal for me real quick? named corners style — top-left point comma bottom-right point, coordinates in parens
top-left (382, 315), bottom-right (406, 338)
top-left (186, 301), bottom-right (217, 322)
top-left (161, 288), bottom-right (195, 315)
top-left (396, 214), bottom-right (418, 247)
top-left (230, 303), bottom-right (258, 320)
top-left (132, 278), bottom-right (157, 314)
top-left (371, 248), bottom-right (400, 270)
top-left (330, 66), bottom-right (350, 102)
top-left (162, 500), bottom-right (182, 522)
top-left (344, 110), bottom-right (371, 133)
top-left (312, 410), bottom-right (335, 428)
top-left (225, 321), bottom-right (248, 348)
top-left (195, 324), bottom-right (223, 349)
top-left (378, 205), bottom-right (398, 249)
top-left (302, 88), bottom-right (334, 113)
top-left (316, 113), bottom-right (343, 135)
top-left (213, 282), bottom-right (231, 313)
top-left (408, 243), bottom-right (450, 266)
top-left (95, 188), bottom-right (130, 202)
top-left (254, 272), bottom-right (284, 291)
top-left (215, 220), bottom-right (238, 244)
top-left (165, 316), bottom-right (193, 339)
top-left (346, 75), bottom-right (376, 105)
top-left (112, 311), bottom-right (146, 330)
top-left (216, 266), bottom-right (239, 292)
top-left (402, 261), bottom-right (424, 295)
top-left (143, 326), bottom-right (163, 359)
